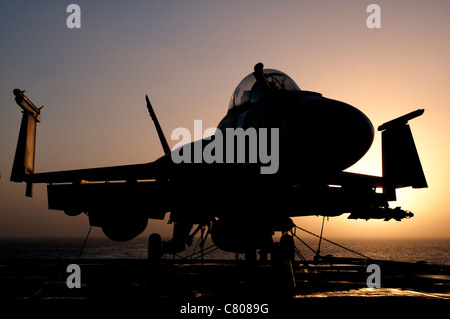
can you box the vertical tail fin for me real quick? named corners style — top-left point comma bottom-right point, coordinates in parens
top-left (378, 109), bottom-right (427, 200)
top-left (10, 89), bottom-right (42, 197)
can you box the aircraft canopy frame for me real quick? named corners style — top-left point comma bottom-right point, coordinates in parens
top-left (228, 69), bottom-right (301, 110)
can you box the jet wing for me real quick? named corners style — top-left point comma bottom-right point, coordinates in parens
top-left (329, 171), bottom-right (384, 188)
top-left (25, 162), bottom-right (161, 184)
top-left (11, 89), bottom-right (174, 197)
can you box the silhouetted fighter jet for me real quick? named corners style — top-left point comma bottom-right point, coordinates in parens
top-left (10, 63), bottom-right (427, 258)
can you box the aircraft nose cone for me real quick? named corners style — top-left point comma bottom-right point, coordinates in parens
top-left (281, 95), bottom-right (374, 174)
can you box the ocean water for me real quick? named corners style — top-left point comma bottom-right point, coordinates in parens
top-left (0, 236), bottom-right (449, 265)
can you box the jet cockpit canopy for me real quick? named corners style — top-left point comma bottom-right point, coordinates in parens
top-left (228, 68), bottom-right (301, 110)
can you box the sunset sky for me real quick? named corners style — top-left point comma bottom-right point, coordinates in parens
top-left (1, 0), bottom-right (449, 240)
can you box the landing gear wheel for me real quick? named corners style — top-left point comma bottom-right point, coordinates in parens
top-left (279, 233), bottom-right (296, 263)
top-left (271, 234), bottom-right (296, 295)
top-left (148, 233), bottom-right (162, 263)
